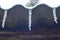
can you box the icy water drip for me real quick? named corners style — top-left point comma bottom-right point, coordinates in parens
top-left (25, 0), bottom-right (38, 31)
top-left (53, 8), bottom-right (58, 24)
top-left (2, 10), bottom-right (8, 28)
top-left (29, 9), bottom-right (32, 31)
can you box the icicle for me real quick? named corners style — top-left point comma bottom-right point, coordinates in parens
top-left (29, 9), bottom-right (32, 31)
top-left (53, 8), bottom-right (58, 24)
top-left (2, 10), bottom-right (8, 28)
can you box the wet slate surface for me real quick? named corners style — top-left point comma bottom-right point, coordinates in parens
top-left (31, 4), bottom-right (60, 33)
top-left (0, 4), bottom-right (60, 40)
top-left (32, 4), bottom-right (55, 30)
top-left (3, 5), bottom-right (29, 32)
top-left (0, 31), bottom-right (60, 40)
top-left (0, 8), bottom-right (4, 31)
top-left (0, 4), bottom-right (60, 32)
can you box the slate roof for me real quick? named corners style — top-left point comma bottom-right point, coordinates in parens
top-left (0, 4), bottom-right (60, 33)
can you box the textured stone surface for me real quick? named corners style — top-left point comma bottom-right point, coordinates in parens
top-left (0, 8), bottom-right (4, 31)
top-left (32, 4), bottom-right (55, 30)
top-left (0, 4), bottom-right (60, 40)
top-left (4, 5), bottom-right (29, 32)
top-left (0, 31), bottom-right (60, 40)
